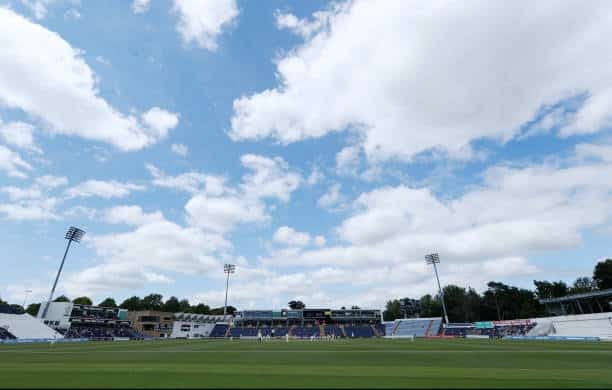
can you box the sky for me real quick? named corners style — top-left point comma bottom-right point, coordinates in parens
top-left (0, 0), bottom-right (611, 311)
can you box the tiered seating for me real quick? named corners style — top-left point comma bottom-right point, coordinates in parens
top-left (345, 325), bottom-right (374, 337)
top-left (64, 325), bottom-right (145, 340)
top-left (324, 325), bottom-right (342, 337)
top-left (260, 327), bottom-right (288, 336)
top-left (0, 327), bottom-right (16, 340)
top-left (428, 318), bottom-right (442, 336)
top-left (291, 326), bottom-right (320, 338)
top-left (394, 319), bottom-right (432, 337)
top-left (229, 327), bottom-right (258, 337)
top-left (209, 324), bottom-right (229, 337)
top-left (375, 324), bottom-right (386, 336)
top-left (0, 313), bottom-right (63, 339)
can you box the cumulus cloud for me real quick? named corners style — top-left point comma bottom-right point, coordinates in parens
top-left (0, 119), bottom-right (41, 153)
top-left (172, 0), bottom-right (239, 51)
top-left (63, 217), bottom-right (230, 295)
top-left (0, 145), bottom-right (32, 178)
top-left (185, 154), bottom-right (302, 233)
top-left (65, 180), bottom-right (145, 199)
top-left (103, 205), bottom-right (165, 226)
top-left (132, 0), bottom-right (150, 14)
top-left (317, 183), bottom-right (343, 209)
top-left (231, 1), bottom-right (612, 162)
top-left (273, 226), bottom-right (311, 247)
top-left (171, 143), bottom-right (189, 157)
top-left (147, 164), bottom-right (226, 195)
top-left (0, 8), bottom-right (178, 151)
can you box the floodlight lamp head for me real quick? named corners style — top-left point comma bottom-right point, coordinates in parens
top-left (425, 253), bottom-right (440, 264)
top-left (224, 263), bottom-right (235, 273)
top-left (65, 226), bottom-right (86, 243)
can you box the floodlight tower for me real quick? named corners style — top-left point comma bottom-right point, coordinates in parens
top-left (425, 253), bottom-right (449, 325)
top-left (223, 263), bottom-right (235, 317)
top-left (22, 289), bottom-right (32, 309)
top-left (41, 226), bottom-right (85, 319)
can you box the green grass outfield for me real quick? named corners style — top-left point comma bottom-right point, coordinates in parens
top-left (1, 338), bottom-right (611, 388)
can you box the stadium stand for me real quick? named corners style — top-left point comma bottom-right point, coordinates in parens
top-left (384, 317), bottom-right (442, 337)
top-left (345, 325), bottom-right (375, 338)
top-left (0, 326), bottom-right (16, 340)
top-left (0, 313), bottom-right (64, 339)
top-left (526, 313), bottom-right (612, 338)
top-left (324, 325), bottom-right (343, 337)
top-left (209, 323), bottom-right (229, 337)
top-left (64, 324), bottom-right (144, 340)
top-left (291, 326), bottom-right (321, 338)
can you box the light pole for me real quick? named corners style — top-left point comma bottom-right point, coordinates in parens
top-left (223, 264), bottom-right (235, 317)
top-left (22, 289), bottom-right (32, 309)
top-left (425, 253), bottom-right (449, 325)
top-left (41, 226), bottom-right (85, 319)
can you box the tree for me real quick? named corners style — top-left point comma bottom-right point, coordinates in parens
top-left (593, 259), bottom-right (612, 290)
top-left (178, 299), bottom-right (190, 313)
top-left (383, 299), bottom-right (402, 321)
top-left (72, 296), bottom-right (93, 305)
top-left (419, 294), bottom-right (442, 318)
top-left (98, 298), bottom-right (117, 308)
top-left (188, 303), bottom-right (211, 314)
top-left (288, 300), bottom-right (305, 310)
top-left (571, 277), bottom-right (597, 294)
top-left (53, 295), bottom-right (70, 302)
top-left (210, 306), bottom-right (236, 315)
top-left (120, 296), bottom-right (142, 311)
top-left (533, 280), bottom-right (568, 299)
top-left (142, 293), bottom-right (163, 311)
top-left (26, 303), bottom-right (40, 316)
top-left (163, 296), bottom-right (181, 313)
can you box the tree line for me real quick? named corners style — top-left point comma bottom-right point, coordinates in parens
top-left (384, 258), bottom-right (612, 322)
top-left (0, 293), bottom-right (236, 317)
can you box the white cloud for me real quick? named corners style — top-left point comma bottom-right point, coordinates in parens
top-left (185, 193), bottom-right (267, 233)
top-left (0, 197), bottom-right (58, 221)
top-left (132, 0), bottom-right (150, 14)
top-left (171, 143), bottom-right (189, 157)
top-left (274, 4), bottom-right (345, 39)
top-left (273, 226), bottom-right (311, 247)
top-left (0, 8), bottom-right (177, 151)
top-left (172, 0), bottom-right (239, 51)
top-left (141, 107), bottom-right (180, 139)
top-left (19, 0), bottom-right (55, 19)
top-left (147, 164), bottom-right (226, 195)
top-left (240, 154), bottom-right (301, 202)
top-left (184, 154), bottom-right (302, 233)
top-left (65, 180), bottom-right (145, 199)
top-left (314, 235), bottom-right (326, 247)
top-left (335, 145), bottom-right (360, 175)
top-left (231, 1), bottom-right (612, 162)
top-left (317, 183), bottom-right (343, 209)
top-left (35, 175), bottom-right (68, 188)
top-left (306, 166), bottom-right (324, 185)
top-left (63, 218), bottom-right (230, 295)
top-left (103, 205), bottom-right (164, 226)
top-left (0, 145), bottom-right (32, 178)
top-left (0, 120), bottom-right (41, 153)
top-left (1, 186), bottom-right (42, 201)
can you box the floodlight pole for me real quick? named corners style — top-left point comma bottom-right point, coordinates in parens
top-left (41, 227), bottom-right (85, 319)
top-left (223, 264), bottom-right (235, 318)
top-left (22, 289), bottom-right (32, 309)
top-left (425, 253), bottom-right (449, 325)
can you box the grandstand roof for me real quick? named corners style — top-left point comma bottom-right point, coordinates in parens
top-left (539, 288), bottom-right (612, 304)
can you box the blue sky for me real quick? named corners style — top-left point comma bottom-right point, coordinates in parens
top-left (0, 0), bottom-right (611, 310)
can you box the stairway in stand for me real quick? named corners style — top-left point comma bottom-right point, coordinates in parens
top-left (319, 324), bottom-right (326, 337)
top-left (425, 320), bottom-right (433, 337)
top-left (371, 324), bottom-right (380, 337)
top-left (224, 326), bottom-right (231, 338)
top-left (288, 325), bottom-right (296, 337)
top-left (340, 324), bottom-right (347, 337)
